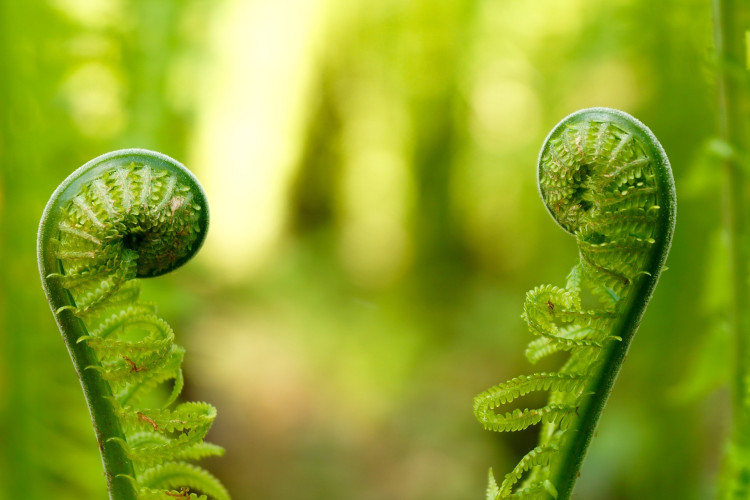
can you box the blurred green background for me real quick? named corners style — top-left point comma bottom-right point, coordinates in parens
top-left (0, 0), bottom-right (729, 498)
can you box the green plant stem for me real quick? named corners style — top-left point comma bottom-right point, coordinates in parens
top-left (551, 277), bottom-right (667, 499)
top-left (48, 307), bottom-right (138, 500)
top-left (714, 1), bottom-right (750, 496)
top-left (714, 0), bottom-right (750, 450)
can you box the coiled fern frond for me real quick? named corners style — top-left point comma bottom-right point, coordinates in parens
top-left (38, 149), bottom-right (229, 500)
top-left (475, 108), bottom-right (676, 500)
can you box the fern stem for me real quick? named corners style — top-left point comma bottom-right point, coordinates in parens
top-left (714, 0), bottom-right (749, 430)
top-left (553, 212), bottom-right (673, 499)
top-left (50, 308), bottom-right (138, 500)
top-left (714, 0), bottom-right (750, 495)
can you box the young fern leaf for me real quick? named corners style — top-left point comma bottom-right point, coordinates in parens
top-left (475, 108), bottom-right (676, 500)
top-left (37, 149), bottom-right (230, 500)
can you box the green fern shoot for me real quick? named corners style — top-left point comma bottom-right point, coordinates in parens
top-left (474, 108), bottom-right (676, 500)
top-left (37, 149), bottom-right (230, 500)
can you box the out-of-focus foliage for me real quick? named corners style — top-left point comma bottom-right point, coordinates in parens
top-left (0, 0), bottom-right (722, 499)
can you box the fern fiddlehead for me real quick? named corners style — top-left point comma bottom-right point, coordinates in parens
top-left (475, 108), bottom-right (676, 500)
top-left (37, 149), bottom-right (229, 500)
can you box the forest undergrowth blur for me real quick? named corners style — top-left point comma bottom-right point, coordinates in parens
top-left (0, 0), bottom-right (739, 499)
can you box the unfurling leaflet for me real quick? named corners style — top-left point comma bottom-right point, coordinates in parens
top-left (38, 149), bottom-right (230, 500)
top-left (474, 108), bottom-right (676, 500)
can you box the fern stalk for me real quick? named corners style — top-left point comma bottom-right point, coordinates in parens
top-left (45, 300), bottom-right (138, 499)
top-left (714, 0), bottom-right (749, 423)
top-left (475, 108), bottom-right (675, 500)
top-left (714, 0), bottom-right (750, 496)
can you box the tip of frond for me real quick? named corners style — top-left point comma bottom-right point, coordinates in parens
top-left (486, 468), bottom-right (500, 500)
top-left (543, 479), bottom-right (558, 498)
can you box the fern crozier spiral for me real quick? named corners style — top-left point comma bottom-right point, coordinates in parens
top-left (475, 108), bottom-right (675, 500)
top-left (38, 149), bottom-right (228, 500)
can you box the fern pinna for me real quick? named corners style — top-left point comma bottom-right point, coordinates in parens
top-left (37, 149), bottom-right (229, 500)
top-left (474, 108), bottom-right (676, 500)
